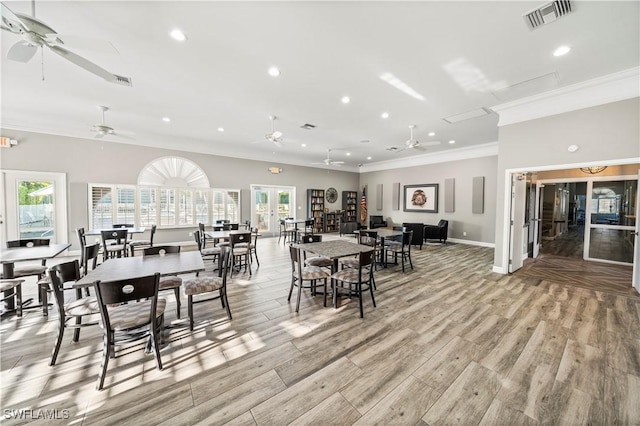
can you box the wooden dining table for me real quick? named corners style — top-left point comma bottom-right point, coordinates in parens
top-left (85, 226), bottom-right (146, 236)
top-left (1, 243), bottom-right (71, 312)
top-left (74, 251), bottom-right (205, 288)
top-left (292, 239), bottom-right (373, 308)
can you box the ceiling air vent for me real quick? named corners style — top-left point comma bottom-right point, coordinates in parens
top-left (524, 0), bottom-right (572, 30)
top-left (113, 74), bottom-right (133, 87)
top-left (300, 123), bottom-right (316, 130)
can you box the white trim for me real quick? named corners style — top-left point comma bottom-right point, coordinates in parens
top-left (492, 67), bottom-right (640, 126)
top-left (359, 142), bottom-right (498, 173)
top-left (492, 265), bottom-right (508, 274)
top-left (447, 237), bottom-right (495, 248)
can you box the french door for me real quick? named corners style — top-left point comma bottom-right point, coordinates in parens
top-left (250, 185), bottom-right (295, 237)
top-left (1, 170), bottom-right (68, 245)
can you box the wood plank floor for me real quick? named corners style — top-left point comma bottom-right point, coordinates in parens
top-left (1, 234), bottom-right (639, 425)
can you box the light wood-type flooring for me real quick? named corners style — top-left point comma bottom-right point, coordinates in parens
top-left (1, 234), bottom-right (639, 425)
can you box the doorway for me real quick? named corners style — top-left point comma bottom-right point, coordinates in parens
top-left (2, 170), bottom-right (68, 245)
top-left (250, 185), bottom-right (295, 237)
top-left (538, 182), bottom-right (587, 259)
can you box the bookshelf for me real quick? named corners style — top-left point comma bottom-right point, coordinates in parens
top-left (307, 189), bottom-right (325, 233)
top-left (342, 190), bottom-right (358, 223)
top-left (324, 211), bottom-right (338, 233)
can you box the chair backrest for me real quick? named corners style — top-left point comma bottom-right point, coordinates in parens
top-left (7, 239), bottom-right (50, 248)
top-left (229, 223), bottom-right (239, 230)
top-left (83, 242), bottom-right (101, 275)
top-left (215, 219), bottom-right (230, 225)
top-left (198, 223), bottom-right (206, 233)
top-left (402, 230), bottom-right (413, 247)
top-left (357, 231), bottom-right (377, 247)
top-left (222, 223), bottom-right (232, 231)
top-left (358, 250), bottom-right (374, 269)
top-left (305, 219), bottom-right (315, 228)
top-left (216, 245), bottom-right (233, 278)
top-left (49, 260), bottom-right (82, 309)
top-left (149, 225), bottom-right (157, 245)
top-left (101, 229), bottom-right (128, 247)
top-left (94, 273), bottom-right (160, 331)
top-left (289, 245), bottom-right (303, 276)
top-left (194, 230), bottom-right (204, 251)
top-left (438, 219), bottom-right (448, 228)
top-left (230, 232), bottom-right (250, 248)
top-left (300, 234), bottom-right (322, 243)
top-left (250, 227), bottom-right (259, 247)
top-left (143, 245), bottom-right (180, 256)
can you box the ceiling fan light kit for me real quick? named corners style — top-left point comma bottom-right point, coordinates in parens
top-left (580, 166), bottom-right (608, 174)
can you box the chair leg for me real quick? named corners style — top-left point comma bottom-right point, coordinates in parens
top-left (150, 316), bottom-right (163, 371)
top-left (173, 287), bottom-right (181, 319)
top-left (40, 283), bottom-right (49, 316)
top-left (223, 290), bottom-right (232, 320)
top-left (73, 316), bottom-right (82, 342)
top-left (323, 278), bottom-right (327, 307)
top-left (358, 281), bottom-right (364, 318)
top-left (15, 283), bottom-right (22, 317)
top-left (254, 250), bottom-right (260, 266)
top-left (287, 277), bottom-right (295, 302)
top-left (50, 314), bottom-right (65, 366)
top-left (369, 276), bottom-right (376, 308)
top-left (96, 331), bottom-right (111, 390)
top-left (188, 295), bottom-right (194, 331)
top-left (295, 279), bottom-right (303, 313)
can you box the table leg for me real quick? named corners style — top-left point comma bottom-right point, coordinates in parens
top-left (2, 263), bottom-right (16, 313)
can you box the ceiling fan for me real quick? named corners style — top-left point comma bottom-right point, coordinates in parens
top-left (386, 125), bottom-right (441, 152)
top-left (91, 106), bottom-right (132, 139)
top-left (264, 115), bottom-right (283, 147)
top-left (312, 149), bottom-right (345, 166)
top-left (0, 1), bottom-right (132, 85)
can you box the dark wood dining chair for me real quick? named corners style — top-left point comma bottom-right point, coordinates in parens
top-left (129, 224), bottom-right (157, 256)
top-left (143, 245), bottom-right (183, 318)
top-left (100, 229), bottom-right (128, 261)
top-left (287, 245), bottom-right (330, 313)
top-left (48, 260), bottom-right (100, 366)
top-left (0, 279), bottom-right (24, 317)
top-left (229, 232), bottom-right (252, 277)
top-left (183, 246), bottom-right (233, 331)
top-left (299, 234), bottom-right (332, 269)
top-left (385, 230), bottom-right (414, 272)
top-left (4, 239), bottom-right (50, 282)
top-left (93, 273), bottom-right (164, 391)
top-left (331, 250), bottom-right (376, 318)
top-left (194, 230), bottom-right (221, 275)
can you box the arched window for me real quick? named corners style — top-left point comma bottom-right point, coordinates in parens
top-left (137, 157), bottom-right (209, 188)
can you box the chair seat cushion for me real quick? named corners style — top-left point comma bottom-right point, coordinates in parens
top-left (215, 241), bottom-right (231, 247)
top-left (128, 240), bottom-right (151, 247)
top-left (234, 242), bottom-right (249, 248)
top-left (232, 247), bottom-right (249, 255)
top-left (339, 258), bottom-right (360, 269)
top-left (65, 296), bottom-right (101, 316)
top-left (183, 277), bottom-right (224, 296)
top-left (107, 298), bottom-right (166, 330)
top-left (331, 268), bottom-right (371, 284)
top-left (305, 256), bottom-right (332, 268)
top-left (8, 265), bottom-right (48, 277)
top-left (105, 244), bottom-right (127, 252)
top-left (0, 279), bottom-right (24, 292)
top-left (159, 276), bottom-right (182, 290)
top-left (201, 247), bottom-right (221, 256)
top-left (293, 266), bottom-right (330, 280)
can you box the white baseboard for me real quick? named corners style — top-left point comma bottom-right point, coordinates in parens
top-left (447, 238), bottom-right (495, 248)
top-left (492, 265), bottom-right (508, 274)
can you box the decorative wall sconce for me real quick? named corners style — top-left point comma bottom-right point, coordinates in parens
top-left (579, 166), bottom-right (607, 174)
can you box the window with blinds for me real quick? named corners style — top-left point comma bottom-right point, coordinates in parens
top-left (88, 184), bottom-right (239, 229)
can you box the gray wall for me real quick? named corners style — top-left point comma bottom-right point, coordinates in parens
top-left (359, 155), bottom-right (498, 244)
top-left (494, 97), bottom-right (640, 270)
top-left (0, 130), bottom-right (359, 250)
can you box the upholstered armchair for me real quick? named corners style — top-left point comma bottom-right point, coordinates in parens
top-left (424, 220), bottom-right (448, 243)
top-left (369, 215), bottom-right (388, 229)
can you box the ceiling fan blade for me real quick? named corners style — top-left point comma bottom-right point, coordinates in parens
top-left (331, 161), bottom-right (345, 165)
top-left (49, 45), bottom-right (129, 85)
top-left (412, 145), bottom-right (427, 151)
top-left (422, 141), bottom-right (441, 146)
top-left (49, 34), bottom-right (119, 54)
top-left (7, 40), bottom-right (37, 62)
top-left (1, 2), bottom-right (27, 34)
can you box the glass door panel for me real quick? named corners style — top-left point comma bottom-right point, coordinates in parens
top-left (18, 180), bottom-right (56, 239)
top-left (251, 185), bottom-right (295, 236)
top-left (587, 179), bottom-right (637, 264)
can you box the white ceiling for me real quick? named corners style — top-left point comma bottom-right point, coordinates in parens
top-left (2, 1), bottom-right (639, 172)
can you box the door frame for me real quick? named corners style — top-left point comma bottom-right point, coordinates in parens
top-left (1, 170), bottom-right (68, 244)
top-left (633, 170), bottom-right (640, 292)
top-left (250, 184), bottom-right (296, 237)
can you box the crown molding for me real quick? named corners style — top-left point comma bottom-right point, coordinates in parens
top-left (358, 142), bottom-right (498, 173)
top-left (491, 67), bottom-right (640, 127)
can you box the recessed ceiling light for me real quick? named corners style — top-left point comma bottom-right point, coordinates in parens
top-left (428, 132), bottom-right (435, 137)
top-left (449, 140), bottom-right (455, 144)
top-left (346, 152), bottom-right (351, 156)
top-left (567, 144), bottom-right (579, 152)
top-left (301, 143), bottom-right (307, 147)
top-left (553, 45), bottom-right (571, 57)
top-left (162, 117), bottom-right (171, 122)
top-left (268, 66), bottom-right (280, 77)
top-left (367, 156), bottom-right (372, 160)
top-left (217, 127), bottom-right (224, 132)
top-left (341, 96), bottom-right (350, 104)
top-left (170, 29), bottom-right (187, 41)
top-left (381, 112), bottom-right (389, 119)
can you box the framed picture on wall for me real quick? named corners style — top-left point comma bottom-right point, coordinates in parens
top-left (403, 183), bottom-right (438, 213)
